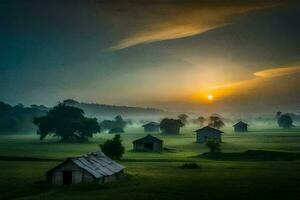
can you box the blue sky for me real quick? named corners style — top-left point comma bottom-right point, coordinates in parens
top-left (0, 0), bottom-right (299, 113)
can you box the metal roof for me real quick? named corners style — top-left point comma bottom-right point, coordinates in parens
top-left (48, 151), bottom-right (125, 179)
top-left (195, 126), bottom-right (223, 134)
top-left (133, 134), bottom-right (163, 144)
top-left (233, 121), bottom-right (248, 127)
top-left (142, 122), bottom-right (160, 127)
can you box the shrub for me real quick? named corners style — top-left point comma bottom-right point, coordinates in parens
top-left (179, 163), bottom-right (201, 169)
top-left (206, 139), bottom-right (221, 153)
top-left (100, 134), bottom-right (125, 160)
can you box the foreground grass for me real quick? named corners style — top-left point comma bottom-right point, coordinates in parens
top-left (0, 126), bottom-right (300, 199)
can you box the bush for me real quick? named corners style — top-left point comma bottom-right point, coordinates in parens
top-left (100, 134), bottom-right (125, 160)
top-left (277, 114), bottom-right (293, 128)
top-left (206, 139), bottom-right (221, 153)
top-left (179, 163), bottom-right (201, 169)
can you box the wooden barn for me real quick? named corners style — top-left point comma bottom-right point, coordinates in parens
top-left (133, 134), bottom-right (163, 152)
top-left (142, 122), bottom-right (160, 132)
top-left (233, 121), bottom-right (248, 132)
top-left (195, 126), bottom-right (223, 143)
top-left (46, 152), bottom-right (125, 185)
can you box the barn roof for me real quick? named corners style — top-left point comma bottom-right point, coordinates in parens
top-left (133, 134), bottom-right (162, 144)
top-left (47, 151), bottom-right (125, 178)
top-left (233, 121), bottom-right (248, 127)
top-left (142, 122), bottom-right (160, 128)
top-left (195, 126), bottom-right (223, 134)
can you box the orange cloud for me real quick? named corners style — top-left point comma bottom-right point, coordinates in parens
top-left (191, 65), bottom-right (300, 103)
top-left (254, 66), bottom-right (300, 78)
top-left (108, 2), bottom-right (279, 50)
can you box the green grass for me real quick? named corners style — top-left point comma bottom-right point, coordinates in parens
top-left (0, 126), bottom-right (300, 200)
top-left (200, 150), bottom-right (300, 161)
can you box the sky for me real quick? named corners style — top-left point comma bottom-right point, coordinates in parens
top-left (0, 0), bottom-right (300, 113)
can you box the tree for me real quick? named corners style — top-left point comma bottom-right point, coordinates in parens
top-left (197, 116), bottom-right (206, 126)
top-left (100, 115), bottom-right (127, 133)
top-left (208, 115), bottom-right (225, 129)
top-left (114, 115), bottom-right (127, 129)
top-left (109, 127), bottom-right (124, 134)
top-left (206, 139), bottom-right (221, 154)
top-left (33, 103), bottom-right (100, 142)
top-left (276, 111), bottom-right (282, 119)
top-left (178, 114), bottom-right (189, 125)
top-left (100, 134), bottom-right (125, 160)
top-left (0, 101), bottom-right (12, 113)
top-left (160, 118), bottom-right (184, 134)
top-left (100, 120), bottom-right (115, 131)
top-left (277, 114), bottom-right (293, 128)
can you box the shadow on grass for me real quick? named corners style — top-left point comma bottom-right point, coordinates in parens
top-left (199, 150), bottom-right (300, 161)
top-left (0, 156), bottom-right (62, 162)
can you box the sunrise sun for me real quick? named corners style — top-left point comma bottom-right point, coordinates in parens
top-left (208, 94), bottom-right (214, 101)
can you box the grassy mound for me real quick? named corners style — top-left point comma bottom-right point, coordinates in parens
top-left (179, 163), bottom-right (201, 169)
top-left (200, 150), bottom-right (300, 161)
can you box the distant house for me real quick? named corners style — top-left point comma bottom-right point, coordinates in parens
top-left (133, 134), bottom-right (163, 152)
top-left (195, 126), bottom-right (223, 143)
top-left (160, 118), bottom-right (184, 134)
top-left (233, 121), bottom-right (248, 132)
top-left (46, 152), bottom-right (125, 185)
top-left (142, 122), bottom-right (160, 132)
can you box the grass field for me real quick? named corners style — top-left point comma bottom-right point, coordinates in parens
top-left (1, 126), bottom-right (300, 200)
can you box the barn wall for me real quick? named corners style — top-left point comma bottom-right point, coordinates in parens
top-left (133, 143), bottom-right (144, 151)
top-left (234, 126), bottom-right (248, 132)
top-left (153, 142), bottom-right (163, 151)
top-left (48, 161), bottom-right (95, 185)
top-left (197, 132), bottom-right (221, 143)
top-left (144, 127), bottom-right (159, 132)
top-left (82, 171), bottom-right (94, 183)
top-left (133, 142), bottom-right (162, 151)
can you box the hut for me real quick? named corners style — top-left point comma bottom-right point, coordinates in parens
top-left (233, 121), bottom-right (248, 132)
top-left (195, 126), bottom-right (223, 143)
top-left (160, 119), bottom-right (184, 134)
top-left (133, 134), bottom-right (163, 152)
top-left (142, 122), bottom-right (160, 132)
top-left (46, 151), bottom-right (125, 185)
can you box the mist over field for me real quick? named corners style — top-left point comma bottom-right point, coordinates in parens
top-left (1, 1), bottom-right (300, 200)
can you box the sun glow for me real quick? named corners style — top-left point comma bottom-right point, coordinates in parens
top-left (208, 94), bottom-right (214, 100)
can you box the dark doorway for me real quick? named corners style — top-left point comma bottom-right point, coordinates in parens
top-left (144, 142), bottom-right (154, 150)
top-left (63, 170), bottom-right (72, 185)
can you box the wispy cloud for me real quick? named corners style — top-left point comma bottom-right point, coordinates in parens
top-left (108, 1), bottom-right (279, 50)
top-left (254, 66), bottom-right (300, 78)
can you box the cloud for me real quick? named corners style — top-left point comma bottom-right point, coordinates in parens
top-left (254, 66), bottom-right (300, 78)
top-left (191, 65), bottom-right (300, 102)
top-left (107, 1), bottom-right (280, 50)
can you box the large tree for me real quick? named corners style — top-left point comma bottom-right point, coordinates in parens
top-left (277, 114), bottom-right (293, 129)
top-left (33, 103), bottom-right (100, 142)
top-left (197, 116), bottom-right (206, 126)
top-left (178, 114), bottom-right (189, 125)
top-left (208, 115), bottom-right (225, 129)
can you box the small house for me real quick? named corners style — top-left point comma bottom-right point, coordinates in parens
top-left (142, 122), bottom-right (160, 132)
top-left (233, 121), bottom-right (248, 132)
top-left (133, 134), bottom-right (163, 152)
top-left (160, 119), bottom-right (184, 134)
top-left (195, 126), bottom-right (223, 143)
top-left (46, 152), bottom-right (125, 185)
